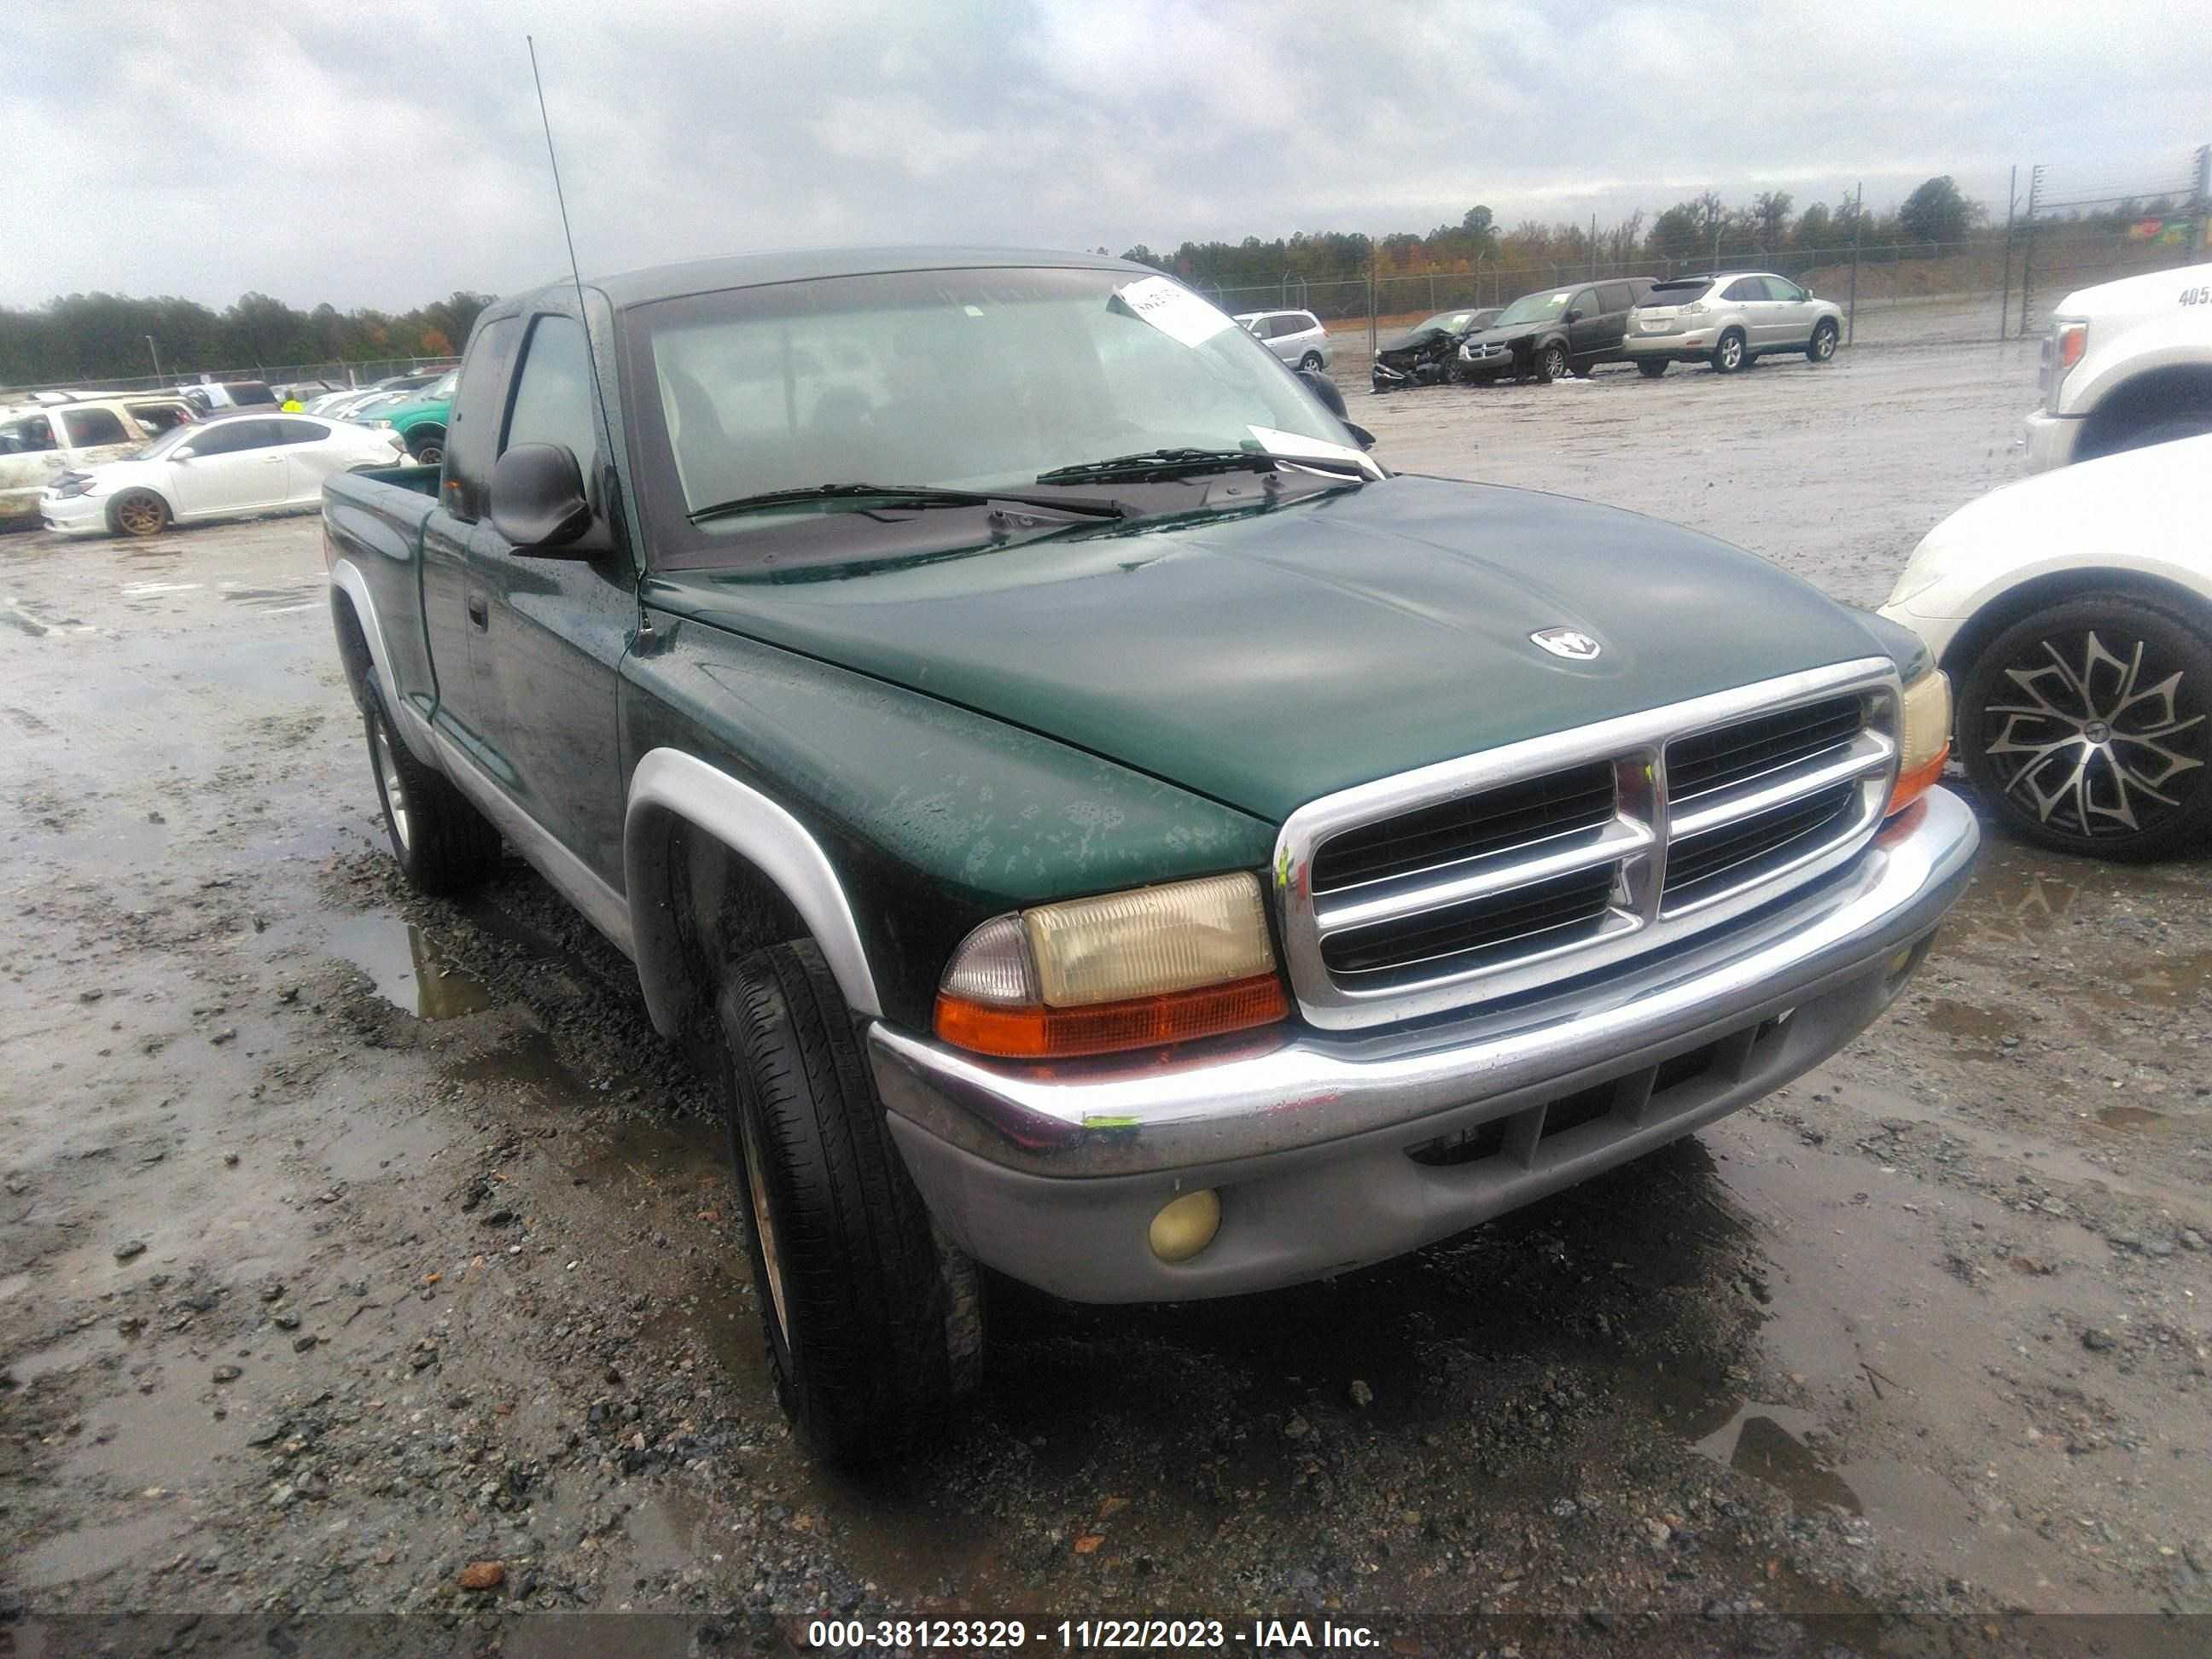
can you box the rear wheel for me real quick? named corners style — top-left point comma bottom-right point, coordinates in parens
top-left (108, 489), bottom-right (170, 538)
top-left (1807, 319), bottom-right (1840, 363)
top-left (363, 684), bottom-right (502, 894)
top-left (1957, 593), bottom-right (2212, 860)
top-left (718, 939), bottom-right (982, 1463)
top-left (1637, 359), bottom-right (1670, 379)
top-left (1712, 329), bottom-right (1747, 373)
top-left (1570, 361), bottom-right (1596, 379)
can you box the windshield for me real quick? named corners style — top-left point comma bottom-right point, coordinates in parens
top-left (1409, 311), bottom-right (1479, 335)
top-left (135, 422), bottom-right (201, 461)
top-left (1492, 289), bottom-right (1572, 328)
top-left (424, 370), bottom-right (458, 400)
top-left (629, 265), bottom-right (1358, 562)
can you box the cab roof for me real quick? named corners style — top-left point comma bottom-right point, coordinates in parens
top-left (573, 246), bottom-right (1148, 313)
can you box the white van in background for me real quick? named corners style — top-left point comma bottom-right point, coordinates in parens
top-left (2023, 259), bottom-right (2212, 471)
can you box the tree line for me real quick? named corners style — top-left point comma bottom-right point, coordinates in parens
top-left (1120, 176), bottom-right (2019, 297)
top-left (0, 289), bottom-right (494, 389)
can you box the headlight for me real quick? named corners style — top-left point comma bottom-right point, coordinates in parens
top-left (373, 418), bottom-right (397, 429)
top-left (1887, 668), bottom-right (1951, 818)
top-left (935, 871), bottom-right (1289, 1057)
top-left (55, 473), bottom-right (98, 498)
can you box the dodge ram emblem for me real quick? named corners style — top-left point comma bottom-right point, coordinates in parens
top-left (1531, 626), bottom-right (1603, 661)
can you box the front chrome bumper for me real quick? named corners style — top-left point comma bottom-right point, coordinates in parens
top-left (870, 788), bottom-right (1979, 1301)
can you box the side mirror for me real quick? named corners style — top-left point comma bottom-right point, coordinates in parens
top-left (1564, 309), bottom-right (1585, 324)
top-left (172, 449), bottom-right (195, 462)
top-left (1344, 422), bottom-right (1377, 452)
top-left (489, 442), bottom-right (593, 552)
top-left (1297, 366), bottom-right (1348, 418)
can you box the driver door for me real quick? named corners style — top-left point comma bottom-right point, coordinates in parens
top-left (1565, 288), bottom-right (1610, 364)
top-left (1760, 276), bottom-right (1815, 344)
top-left (170, 419), bottom-right (288, 515)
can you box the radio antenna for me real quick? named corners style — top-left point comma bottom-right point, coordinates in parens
top-left (526, 36), bottom-right (616, 471)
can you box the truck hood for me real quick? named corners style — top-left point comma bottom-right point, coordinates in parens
top-left (644, 474), bottom-right (1900, 824)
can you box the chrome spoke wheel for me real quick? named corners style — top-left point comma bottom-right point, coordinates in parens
top-left (1982, 626), bottom-right (2206, 839)
top-left (737, 1108), bottom-right (790, 1342)
top-left (374, 723), bottom-right (411, 850)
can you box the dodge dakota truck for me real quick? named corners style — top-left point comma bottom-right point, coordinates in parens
top-left (323, 247), bottom-right (1976, 1463)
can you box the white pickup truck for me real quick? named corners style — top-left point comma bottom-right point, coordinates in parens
top-left (2022, 259), bottom-right (2212, 472)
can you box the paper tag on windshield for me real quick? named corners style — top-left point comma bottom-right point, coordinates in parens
top-left (1248, 426), bottom-right (1374, 471)
top-left (1114, 276), bottom-right (1234, 348)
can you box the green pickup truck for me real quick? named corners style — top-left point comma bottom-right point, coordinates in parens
top-left (322, 247), bottom-right (1976, 1462)
top-left (358, 368), bottom-right (457, 465)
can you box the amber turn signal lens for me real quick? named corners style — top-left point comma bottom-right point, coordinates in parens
top-left (935, 975), bottom-right (1289, 1059)
top-left (1885, 743), bottom-right (1948, 819)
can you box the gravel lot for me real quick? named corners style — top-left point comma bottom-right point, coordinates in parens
top-left (4, 335), bottom-right (2209, 1654)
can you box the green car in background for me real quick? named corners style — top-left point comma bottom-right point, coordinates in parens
top-left (361, 367), bottom-right (457, 464)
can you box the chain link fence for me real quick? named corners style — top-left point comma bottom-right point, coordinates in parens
top-left (1198, 211), bottom-right (2207, 369)
top-left (4, 356), bottom-right (459, 404)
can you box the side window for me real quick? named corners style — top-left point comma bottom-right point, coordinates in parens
top-left (1598, 282), bottom-right (1633, 313)
top-left (1723, 277), bottom-right (1767, 302)
top-left (226, 382), bottom-right (276, 407)
top-left (443, 315), bottom-right (521, 521)
top-left (503, 313), bottom-right (600, 476)
top-left (127, 402), bottom-right (191, 435)
top-left (60, 406), bottom-right (131, 448)
top-left (1295, 313), bottom-right (1319, 334)
top-left (0, 416), bottom-right (58, 453)
top-left (1571, 289), bottom-right (1599, 318)
top-left (188, 420), bottom-right (276, 456)
top-left (273, 419), bottom-right (327, 445)
top-left (1765, 276), bottom-right (1806, 302)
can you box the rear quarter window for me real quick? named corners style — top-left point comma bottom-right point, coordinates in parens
top-left (60, 406), bottom-right (131, 448)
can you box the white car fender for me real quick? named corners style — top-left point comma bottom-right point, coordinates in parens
top-left (84, 458), bottom-right (184, 515)
top-left (1880, 434), bottom-right (2212, 661)
top-left (2056, 306), bottom-right (2212, 418)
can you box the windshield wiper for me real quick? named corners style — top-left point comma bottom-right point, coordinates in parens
top-left (1036, 448), bottom-right (1278, 484)
top-left (687, 481), bottom-right (1125, 526)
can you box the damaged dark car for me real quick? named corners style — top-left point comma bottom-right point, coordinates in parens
top-left (1369, 306), bottom-right (1501, 392)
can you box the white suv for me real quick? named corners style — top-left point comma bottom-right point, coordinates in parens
top-left (1624, 272), bottom-right (1842, 376)
top-left (1233, 310), bottom-right (1331, 371)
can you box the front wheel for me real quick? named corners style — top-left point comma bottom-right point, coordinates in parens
top-left (718, 940), bottom-right (982, 1463)
top-left (1712, 330), bottom-right (1747, 373)
top-left (407, 432), bottom-right (445, 468)
top-left (108, 489), bottom-right (171, 538)
top-left (1807, 319), bottom-right (1839, 363)
top-left (1535, 342), bottom-right (1568, 382)
top-left (1957, 594), bottom-right (2212, 860)
top-left (1637, 359), bottom-right (1670, 379)
top-left (1298, 352), bottom-right (1324, 372)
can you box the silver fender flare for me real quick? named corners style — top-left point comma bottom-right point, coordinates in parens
top-left (328, 556), bottom-right (440, 764)
top-left (623, 748), bottom-right (881, 1035)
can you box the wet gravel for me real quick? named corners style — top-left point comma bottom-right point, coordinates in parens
top-left (3, 335), bottom-right (2209, 1651)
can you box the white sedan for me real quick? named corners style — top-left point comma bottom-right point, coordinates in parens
top-left (1879, 433), bottom-right (2210, 859)
top-left (38, 413), bottom-right (406, 539)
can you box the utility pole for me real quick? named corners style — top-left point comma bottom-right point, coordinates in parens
top-left (1590, 213), bottom-right (1598, 278)
top-left (1998, 165), bottom-right (2017, 341)
top-left (1847, 181), bottom-right (1863, 346)
top-left (145, 335), bottom-right (163, 381)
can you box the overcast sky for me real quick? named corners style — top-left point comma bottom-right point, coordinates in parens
top-left (4, 0), bottom-right (2206, 312)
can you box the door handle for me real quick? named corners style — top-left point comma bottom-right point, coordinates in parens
top-left (466, 596), bottom-right (488, 630)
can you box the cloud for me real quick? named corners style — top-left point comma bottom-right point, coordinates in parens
top-left (1, 0), bottom-right (2203, 311)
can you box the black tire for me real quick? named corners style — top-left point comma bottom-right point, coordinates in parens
top-left (1637, 359), bottom-right (1670, 379)
top-left (718, 940), bottom-right (982, 1463)
top-left (1569, 361), bottom-right (1596, 379)
top-left (1535, 341), bottom-right (1569, 382)
top-left (1957, 593), bottom-right (2212, 860)
top-left (362, 684), bottom-right (503, 894)
top-left (407, 428), bottom-right (445, 467)
top-left (1807, 318), bottom-right (1840, 364)
top-left (1711, 329), bottom-right (1747, 374)
top-left (1298, 351), bottom-right (1324, 372)
top-left (107, 489), bottom-right (170, 538)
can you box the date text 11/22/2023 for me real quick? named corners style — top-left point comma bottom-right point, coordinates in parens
top-left (806, 1617), bottom-right (1384, 1650)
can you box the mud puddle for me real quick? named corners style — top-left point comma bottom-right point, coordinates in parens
top-left (327, 913), bottom-right (497, 1020)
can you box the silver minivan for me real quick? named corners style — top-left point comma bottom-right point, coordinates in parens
top-left (1233, 310), bottom-right (1331, 371)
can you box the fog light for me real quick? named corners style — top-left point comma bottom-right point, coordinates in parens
top-left (1149, 1189), bottom-right (1221, 1263)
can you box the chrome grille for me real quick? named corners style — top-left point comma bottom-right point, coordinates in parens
top-left (1275, 660), bottom-right (1901, 1030)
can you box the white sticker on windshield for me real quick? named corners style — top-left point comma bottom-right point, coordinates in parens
top-left (1114, 276), bottom-right (1235, 349)
top-left (1248, 425), bottom-right (1377, 473)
